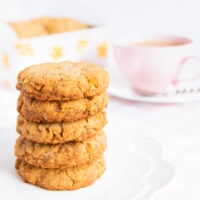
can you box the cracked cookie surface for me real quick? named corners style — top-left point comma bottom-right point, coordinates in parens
top-left (17, 112), bottom-right (106, 144)
top-left (15, 131), bottom-right (106, 168)
top-left (16, 156), bottom-right (105, 190)
top-left (17, 93), bottom-right (108, 123)
top-left (16, 61), bottom-right (109, 101)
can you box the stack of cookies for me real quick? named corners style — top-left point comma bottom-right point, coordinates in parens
top-left (14, 61), bottom-right (109, 190)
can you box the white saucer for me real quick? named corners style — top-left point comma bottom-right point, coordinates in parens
top-left (107, 65), bottom-right (200, 103)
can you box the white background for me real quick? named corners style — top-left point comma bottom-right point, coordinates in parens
top-left (0, 0), bottom-right (200, 34)
top-left (0, 0), bottom-right (200, 45)
top-left (0, 1), bottom-right (199, 30)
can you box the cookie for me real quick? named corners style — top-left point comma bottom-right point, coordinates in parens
top-left (16, 61), bottom-right (109, 101)
top-left (15, 131), bottom-right (106, 168)
top-left (17, 92), bottom-right (107, 123)
top-left (32, 17), bottom-right (89, 34)
top-left (8, 21), bottom-right (47, 39)
top-left (16, 156), bottom-right (105, 190)
top-left (17, 112), bottom-right (106, 144)
top-left (9, 17), bottom-right (88, 38)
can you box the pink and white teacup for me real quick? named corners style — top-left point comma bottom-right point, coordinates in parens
top-left (113, 34), bottom-right (200, 95)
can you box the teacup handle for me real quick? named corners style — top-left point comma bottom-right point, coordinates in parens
top-left (173, 56), bottom-right (200, 84)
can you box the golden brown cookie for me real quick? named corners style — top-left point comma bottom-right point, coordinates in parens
top-left (32, 17), bottom-right (89, 34)
top-left (17, 112), bottom-right (107, 144)
top-left (17, 92), bottom-right (108, 123)
top-left (16, 61), bottom-right (109, 101)
top-left (16, 156), bottom-right (105, 190)
top-left (8, 21), bottom-right (47, 38)
top-left (15, 131), bottom-right (106, 168)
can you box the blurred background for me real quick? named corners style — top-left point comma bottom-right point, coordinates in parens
top-left (108, 0), bottom-right (200, 38)
top-left (0, 0), bottom-right (200, 38)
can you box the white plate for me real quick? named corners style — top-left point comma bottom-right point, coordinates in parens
top-left (0, 89), bottom-right (176, 199)
top-left (105, 117), bottom-right (176, 200)
top-left (0, 123), bottom-right (175, 200)
top-left (107, 65), bottom-right (200, 103)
